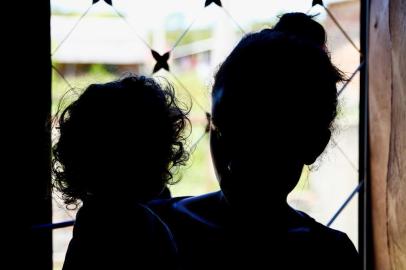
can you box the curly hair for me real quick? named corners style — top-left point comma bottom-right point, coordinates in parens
top-left (52, 75), bottom-right (190, 207)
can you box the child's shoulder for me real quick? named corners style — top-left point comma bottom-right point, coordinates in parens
top-left (75, 198), bottom-right (166, 232)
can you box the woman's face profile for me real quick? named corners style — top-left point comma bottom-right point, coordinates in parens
top-left (209, 88), bottom-right (303, 208)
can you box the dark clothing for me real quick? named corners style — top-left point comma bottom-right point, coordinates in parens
top-left (150, 191), bottom-right (360, 270)
top-left (63, 199), bottom-right (178, 270)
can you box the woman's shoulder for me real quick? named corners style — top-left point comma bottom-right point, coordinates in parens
top-left (290, 208), bottom-right (353, 242)
top-left (149, 191), bottom-right (224, 227)
top-left (288, 208), bottom-right (360, 267)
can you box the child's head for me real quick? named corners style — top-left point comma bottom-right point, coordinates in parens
top-left (53, 75), bottom-right (189, 206)
top-left (210, 13), bottom-right (344, 206)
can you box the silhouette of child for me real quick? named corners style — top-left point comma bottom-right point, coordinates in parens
top-left (150, 13), bottom-right (360, 270)
top-left (52, 75), bottom-right (189, 270)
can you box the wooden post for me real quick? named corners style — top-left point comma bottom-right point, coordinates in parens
top-left (369, 0), bottom-right (406, 269)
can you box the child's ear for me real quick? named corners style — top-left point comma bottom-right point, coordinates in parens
top-left (303, 129), bottom-right (331, 165)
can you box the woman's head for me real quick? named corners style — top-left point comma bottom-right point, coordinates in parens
top-left (210, 13), bottom-right (344, 206)
top-left (53, 75), bottom-right (189, 206)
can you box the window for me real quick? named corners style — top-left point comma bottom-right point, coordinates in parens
top-left (51, 1), bottom-right (362, 268)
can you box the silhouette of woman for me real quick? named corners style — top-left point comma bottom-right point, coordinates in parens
top-left (53, 75), bottom-right (189, 270)
top-left (150, 13), bottom-right (360, 270)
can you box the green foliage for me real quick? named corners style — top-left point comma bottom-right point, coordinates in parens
top-left (170, 129), bottom-right (219, 197)
top-left (166, 29), bottom-right (212, 46)
top-left (52, 67), bottom-right (116, 115)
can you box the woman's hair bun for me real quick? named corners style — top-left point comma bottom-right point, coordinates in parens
top-left (272, 12), bottom-right (326, 47)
